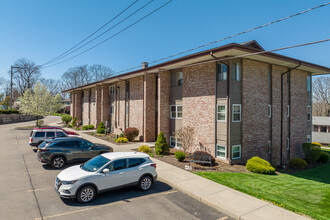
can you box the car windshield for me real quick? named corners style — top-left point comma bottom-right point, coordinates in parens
top-left (38, 141), bottom-right (49, 148)
top-left (81, 155), bottom-right (110, 172)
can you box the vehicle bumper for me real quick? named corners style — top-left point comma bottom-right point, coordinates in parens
top-left (37, 155), bottom-right (49, 164)
top-left (153, 174), bottom-right (158, 182)
top-left (55, 183), bottom-right (78, 199)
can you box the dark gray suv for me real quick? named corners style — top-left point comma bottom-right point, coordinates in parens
top-left (37, 137), bottom-right (113, 168)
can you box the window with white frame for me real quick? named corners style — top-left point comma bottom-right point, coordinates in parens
top-left (307, 135), bottom-right (311, 143)
top-left (170, 105), bottom-right (182, 119)
top-left (217, 64), bottom-right (227, 81)
top-left (170, 136), bottom-right (182, 148)
top-left (217, 104), bottom-right (226, 122)
top-left (232, 63), bottom-right (240, 81)
top-left (286, 138), bottom-right (290, 150)
top-left (232, 104), bottom-right (241, 122)
top-left (110, 85), bottom-right (114, 95)
top-left (232, 145), bottom-right (241, 159)
top-left (268, 105), bottom-right (272, 118)
top-left (287, 105), bottom-right (290, 117)
top-left (216, 145), bottom-right (226, 159)
top-left (307, 106), bottom-right (311, 121)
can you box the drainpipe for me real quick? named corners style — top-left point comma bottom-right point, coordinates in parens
top-left (280, 62), bottom-right (301, 166)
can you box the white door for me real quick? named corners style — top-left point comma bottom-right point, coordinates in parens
top-left (99, 159), bottom-right (127, 190)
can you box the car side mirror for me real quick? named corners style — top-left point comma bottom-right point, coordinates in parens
top-left (103, 168), bottom-right (110, 174)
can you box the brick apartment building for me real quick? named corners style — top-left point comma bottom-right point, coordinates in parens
top-left (65, 41), bottom-right (330, 165)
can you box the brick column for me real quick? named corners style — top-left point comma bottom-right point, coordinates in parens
top-left (158, 71), bottom-right (170, 143)
top-left (143, 74), bottom-right (156, 142)
top-left (101, 84), bottom-right (110, 127)
top-left (95, 85), bottom-right (102, 127)
top-left (75, 90), bottom-right (82, 125)
top-left (70, 92), bottom-right (75, 119)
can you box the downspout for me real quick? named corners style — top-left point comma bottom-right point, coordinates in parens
top-left (280, 62), bottom-right (301, 166)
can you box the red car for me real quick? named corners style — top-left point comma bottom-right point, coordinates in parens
top-left (34, 127), bottom-right (79, 136)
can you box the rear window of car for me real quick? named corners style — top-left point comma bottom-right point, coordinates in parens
top-left (56, 132), bottom-right (66, 137)
top-left (127, 158), bottom-right (146, 168)
top-left (34, 132), bottom-right (45, 138)
top-left (46, 132), bottom-right (55, 138)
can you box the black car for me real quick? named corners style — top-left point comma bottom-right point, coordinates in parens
top-left (37, 137), bottom-right (113, 168)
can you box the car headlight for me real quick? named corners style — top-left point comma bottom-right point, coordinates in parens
top-left (61, 180), bottom-right (78, 185)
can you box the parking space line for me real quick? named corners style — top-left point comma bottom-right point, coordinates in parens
top-left (35, 190), bottom-right (178, 220)
top-left (28, 187), bottom-right (53, 192)
top-left (217, 217), bottom-right (229, 220)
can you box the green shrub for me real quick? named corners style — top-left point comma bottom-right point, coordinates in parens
top-left (138, 145), bottom-right (152, 154)
top-left (36, 119), bottom-right (44, 127)
top-left (318, 152), bottom-right (329, 163)
top-left (302, 143), bottom-right (321, 163)
top-left (175, 151), bottom-right (186, 162)
top-left (155, 132), bottom-right (169, 155)
top-left (116, 137), bottom-right (128, 143)
top-left (61, 115), bottom-right (72, 125)
top-left (192, 151), bottom-right (216, 165)
top-left (0, 110), bottom-right (19, 114)
top-left (72, 117), bottom-right (77, 126)
top-left (124, 127), bottom-right (139, 141)
top-left (119, 132), bottom-right (124, 138)
top-left (96, 122), bottom-right (105, 134)
top-left (288, 158), bottom-right (307, 169)
top-left (68, 124), bottom-right (73, 128)
top-left (82, 124), bottom-right (95, 130)
top-left (246, 156), bottom-right (275, 175)
top-left (149, 153), bottom-right (154, 157)
top-left (90, 132), bottom-right (94, 135)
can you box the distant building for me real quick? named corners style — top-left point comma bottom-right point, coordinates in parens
top-left (312, 117), bottom-right (330, 145)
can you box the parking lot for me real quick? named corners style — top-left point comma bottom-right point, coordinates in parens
top-left (0, 118), bottom-right (230, 220)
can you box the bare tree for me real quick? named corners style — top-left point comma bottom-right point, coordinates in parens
top-left (174, 126), bottom-right (195, 153)
top-left (39, 78), bottom-right (60, 96)
top-left (10, 58), bottom-right (41, 95)
top-left (313, 76), bottom-right (330, 116)
top-left (88, 64), bottom-right (114, 82)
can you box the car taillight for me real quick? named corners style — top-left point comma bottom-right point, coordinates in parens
top-left (150, 163), bottom-right (156, 169)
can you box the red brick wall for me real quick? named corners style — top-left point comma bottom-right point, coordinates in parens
top-left (242, 59), bottom-right (269, 161)
top-left (143, 74), bottom-right (156, 141)
top-left (75, 90), bottom-right (82, 124)
top-left (129, 76), bottom-right (144, 140)
top-left (158, 71), bottom-right (170, 143)
top-left (101, 84), bottom-right (110, 126)
top-left (182, 62), bottom-right (216, 155)
top-left (95, 85), bottom-right (102, 127)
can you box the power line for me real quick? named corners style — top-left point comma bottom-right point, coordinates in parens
top-left (43, 0), bottom-right (173, 68)
top-left (42, 0), bottom-right (154, 67)
top-left (40, 0), bottom-right (140, 66)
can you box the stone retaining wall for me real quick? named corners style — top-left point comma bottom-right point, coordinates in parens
top-left (0, 114), bottom-right (37, 124)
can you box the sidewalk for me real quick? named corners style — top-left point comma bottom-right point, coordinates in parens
top-left (57, 123), bottom-right (308, 220)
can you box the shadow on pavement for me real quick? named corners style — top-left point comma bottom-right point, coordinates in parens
top-left (61, 180), bottom-right (173, 207)
top-left (41, 161), bottom-right (82, 171)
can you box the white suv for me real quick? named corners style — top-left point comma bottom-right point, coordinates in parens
top-left (55, 152), bottom-right (157, 203)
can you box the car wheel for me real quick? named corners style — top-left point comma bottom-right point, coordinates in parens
top-left (51, 156), bottom-right (65, 168)
top-left (77, 185), bottom-right (96, 203)
top-left (138, 175), bottom-right (153, 191)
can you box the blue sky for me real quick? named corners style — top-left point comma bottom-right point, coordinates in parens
top-left (0, 0), bottom-right (329, 81)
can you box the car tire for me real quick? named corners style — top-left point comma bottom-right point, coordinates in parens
top-left (77, 185), bottom-right (96, 203)
top-left (51, 156), bottom-right (65, 169)
top-left (138, 175), bottom-right (153, 191)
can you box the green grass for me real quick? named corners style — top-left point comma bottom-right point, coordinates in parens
top-left (196, 162), bottom-right (330, 220)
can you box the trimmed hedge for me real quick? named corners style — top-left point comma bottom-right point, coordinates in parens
top-left (61, 115), bottom-right (72, 125)
top-left (246, 156), bottom-right (276, 175)
top-left (288, 158), bottom-right (307, 169)
top-left (318, 152), bottom-right (329, 163)
top-left (175, 151), bottom-right (186, 162)
top-left (96, 122), bottom-right (105, 134)
top-left (82, 124), bottom-right (95, 130)
top-left (0, 110), bottom-right (19, 114)
top-left (124, 127), bottom-right (139, 141)
top-left (138, 145), bottom-right (152, 154)
top-left (155, 132), bottom-right (170, 155)
top-left (302, 143), bottom-right (321, 163)
top-left (116, 137), bottom-right (128, 143)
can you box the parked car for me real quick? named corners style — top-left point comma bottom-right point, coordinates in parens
top-left (29, 129), bottom-right (68, 147)
top-left (37, 137), bottom-right (113, 168)
top-left (34, 127), bottom-right (80, 136)
top-left (55, 152), bottom-right (157, 203)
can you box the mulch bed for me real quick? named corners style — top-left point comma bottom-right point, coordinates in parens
top-left (86, 132), bottom-right (140, 145)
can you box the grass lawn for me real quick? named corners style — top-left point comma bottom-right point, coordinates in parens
top-left (196, 161), bottom-right (330, 220)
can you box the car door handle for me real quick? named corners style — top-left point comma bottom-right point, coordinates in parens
top-left (119, 172), bottom-right (124, 175)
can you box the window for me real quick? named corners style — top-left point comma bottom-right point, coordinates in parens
top-left (307, 76), bottom-right (311, 92)
top-left (232, 145), bottom-right (241, 159)
top-left (232, 104), bottom-right (241, 122)
top-left (286, 138), bottom-right (290, 150)
top-left (170, 136), bottom-right (182, 148)
top-left (313, 125), bottom-right (318, 132)
top-left (35, 132), bottom-right (45, 138)
top-left (287, 105), bottom-right (290, 117)
top-left (170, 105), bottom-right (182, 119)
top-left (232, 63), bottom-right (240, 81)
top-left (46, 132), bottom-right (55, 138)
top-left (109, 159), bottom-right (127, 171)
top-left (110, 85), bottom-right (114, 95)
top-left (127, 158), bottom-right (145, 168)
top-left (217, 64), bottom-right (227, 81)
top-left (80, 140), bottom-right (93, 148)
top-left (320, 126), bottom-right (327, 132)
top-left (307, 135), bottom-right (311, 143)
top-left (217, 104), bottom-right (226, 122)
top-left (178, 72), bottom-right (183, 86)
top-left (268, 105), bottom-right (272, 118)
top-left (216, 145), bottom-right (226, 159)
top-left (307, 106), bottom-right (311, 121)
top-left (171, 71), bottom-right (183, 87)
top-left (56, 132), bottom-right (66, 137)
